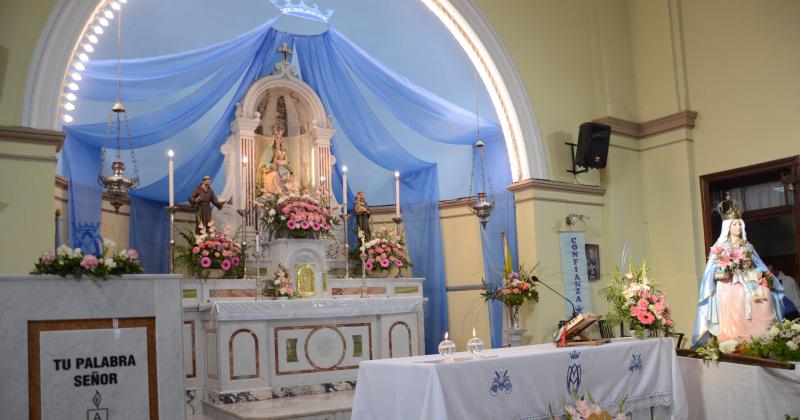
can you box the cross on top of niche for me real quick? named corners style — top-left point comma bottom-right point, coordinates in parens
top-left (278, 43), bottom-right (293, 62)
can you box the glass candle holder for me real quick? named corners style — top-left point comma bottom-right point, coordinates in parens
top-left (466, 336), bottom-right (484, 358)
top-left (438, 332), bottom-right (456, 360)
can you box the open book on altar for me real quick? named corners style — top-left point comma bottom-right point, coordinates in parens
top-left (553, 313), bottom-right (610, 347)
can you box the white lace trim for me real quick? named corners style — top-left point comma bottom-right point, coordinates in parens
top-left (522, 392), bottom-right (687, 420)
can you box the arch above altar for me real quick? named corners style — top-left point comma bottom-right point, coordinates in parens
top-left (219, 55), bottom-right (336, 226)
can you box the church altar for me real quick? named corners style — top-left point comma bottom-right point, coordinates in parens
top-left (352, 338), bottom-right (688, 420)
top-left (182, 276), bottom-right (425, 412)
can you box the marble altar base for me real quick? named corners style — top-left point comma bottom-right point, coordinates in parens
top-left (183, 294), bottom-right (424, 414)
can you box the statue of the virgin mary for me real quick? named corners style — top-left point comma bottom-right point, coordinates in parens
top-left (692, 193), bottom-right (785, 346)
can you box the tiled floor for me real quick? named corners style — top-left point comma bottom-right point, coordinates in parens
top-left (188, 391), bottom-right (354, 420)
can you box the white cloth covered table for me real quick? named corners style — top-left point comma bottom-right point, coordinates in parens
top-left (679, 357), bottom-right (800, 419)
top-left (352, 338), bottom-right (687, 420)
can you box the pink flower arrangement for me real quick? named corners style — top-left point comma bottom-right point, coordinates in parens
top-left (603, 261), bottom-right (674, 338)
top-left (177, 222), bottom-right (244, 278)
top-left (258, 194), bottom-right (337, 239)
top-left (359, 229), bottom-right (411, 275)
top-left (33, 243), bottom-right (142, 280)
top-left (80, 255), bottom-right (99, 270)
top-left (711, 245), bottom-right (746, 273)
top-left (550, 391), bottom-right (627, 420)
top-left (482, 267), bottom-right (539, 307)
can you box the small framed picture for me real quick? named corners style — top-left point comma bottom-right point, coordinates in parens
top-left (585, 244), bottom-right (600, 281)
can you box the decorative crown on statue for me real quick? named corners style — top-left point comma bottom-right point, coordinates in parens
top-left (270, 0), bottom-right (334, 23)
top-left (716, 191), bottom-right (743, 220)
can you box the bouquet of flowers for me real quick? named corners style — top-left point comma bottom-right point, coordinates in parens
top-left (32, 240), bottom-right (143, 281)
top-left (549, 390), bottom-right (627, 420)
top-left (709, 244), bottom-right (746, 275)
top-left (602, 261), bottom-right (674, 338)
top-left (736, 319), bottom-right (800, 362)
top-left (696, 319), bottom-right (800, 363)
top-left (258, 193), bottom-right (337, 239)
top-left (358, 227), bottom-right (411, 275)
top-left (481, 265), bottom-right (539, 307)
top-left (262, 264), bottom-right (294, 298)
top-left (176, 222), bottom-right (244, 279)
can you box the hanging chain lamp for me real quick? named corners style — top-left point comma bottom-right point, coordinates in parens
top-left (98, 7), bottom-right (139, 213)
top-left (467, 71), bottom-right (494, 229)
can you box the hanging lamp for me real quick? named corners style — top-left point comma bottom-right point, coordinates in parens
top-left (98, 7), bottom-right (139, 212)
top-left (467, 71), bottom-right (494, 229)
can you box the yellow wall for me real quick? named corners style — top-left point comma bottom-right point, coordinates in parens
top-left (0, 0), bottom-right (58, 125)
top-left (513, 183), bottom-right (611, 344)
top-left (0, 138), bottom-right (58, 274)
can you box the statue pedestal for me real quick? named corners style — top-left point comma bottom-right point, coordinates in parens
top-left (266, 238), bottom-right (329, 298)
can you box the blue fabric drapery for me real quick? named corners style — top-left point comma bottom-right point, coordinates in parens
top-left (130, 197), bottom-right (170, 273)
top-left (294, 33), bottom-right (449, 353)
top-left (63, 21), bottom-right (532, 352)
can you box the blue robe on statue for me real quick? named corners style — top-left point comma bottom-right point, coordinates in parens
top-left (692, 219), bottom-right (784, 346)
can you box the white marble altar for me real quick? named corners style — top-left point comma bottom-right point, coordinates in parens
top-left (0, 274), bottom-right (185, 420)
top-left (183, 289), bottom-right (425, 414)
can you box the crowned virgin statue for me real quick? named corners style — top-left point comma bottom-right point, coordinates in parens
top-left (257, 129), bottom-right (290, 197)
top-left (692, 192), bottom-right (785, 346)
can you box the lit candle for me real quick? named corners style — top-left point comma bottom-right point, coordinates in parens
top-left (342, 165), bottom-right (348, 214)
top-left (320, 175), bottom-right (326, 196)
top-left (394, 171), bottom-right (400, 218)
top-left (255, 231), bottom-right (260, 254)
top-left (167, 150), bottom-right (174, 207)
top-left (242, 156), bottom-right (248, 210)
top-left (472, 327), bottom-right (476, 338)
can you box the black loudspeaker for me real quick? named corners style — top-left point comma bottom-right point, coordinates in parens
top-left (574, 122), bottom-right (611, 169)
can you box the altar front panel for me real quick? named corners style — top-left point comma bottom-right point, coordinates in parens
top-left (185, 297), bottom-right (424, 406)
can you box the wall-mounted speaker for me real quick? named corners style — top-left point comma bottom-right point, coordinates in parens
top-left (574, 122), bottom-right (611, 169)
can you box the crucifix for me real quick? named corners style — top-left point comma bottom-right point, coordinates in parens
top-left (278, 42), bottom-right (293, 62)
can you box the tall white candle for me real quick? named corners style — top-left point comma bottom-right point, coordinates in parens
top-left (242, 156), bottom-right (248, 210)
top-left (167, 149), bottom-right (174, 207)
top-left (342, 165), bottom-right (348, 213)
top-left (394, 171), bottom-right (400, 218)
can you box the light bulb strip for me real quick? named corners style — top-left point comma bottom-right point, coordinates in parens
top-left (58, 0), bottom-right (129, 125)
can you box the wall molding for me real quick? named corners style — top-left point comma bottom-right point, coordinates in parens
top-left (0, 152), bottom-right (57, 163)
top-left (594, 110), bottom-right (697, 140)
top-left (0, 126), bottom-right (64, 152)
top-left (507, 178), bottom-right (606, 196)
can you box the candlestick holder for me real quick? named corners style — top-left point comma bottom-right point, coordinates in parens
top-left (237, 207), bottom-right (250, 278)
top-left (467, 336), bottom-right (484, 359)
top-left (391, 215), bottom-right (403, 236)
top-left (165, 205), bottom-right (179, 274)
top-left (341, 213), bottom-right (352, 278)
top-left (359, 248), bottom-right (368, 298)
top-left (438, 336), bottom-right (456, 361)
top-left (252, 245), bottom-right (262, 301)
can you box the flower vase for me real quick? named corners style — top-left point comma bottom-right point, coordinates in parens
top-left (507, 305), bottom-right (521, 329)
top-left (205, 269), bottom-right (225, 279)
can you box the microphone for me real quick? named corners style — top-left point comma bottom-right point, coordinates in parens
top-left (533, 277), bottom-right (578, 319)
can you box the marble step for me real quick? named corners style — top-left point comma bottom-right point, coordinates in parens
top-left (201, 391), bottom-right (353, 420)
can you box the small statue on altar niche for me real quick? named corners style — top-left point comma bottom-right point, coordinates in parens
top-left (354, 191), bottom-right (371, 240)
top-left (188, 176), bottom-right (224, 234)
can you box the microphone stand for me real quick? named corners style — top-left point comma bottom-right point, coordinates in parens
top-left (533, 278), bottom-right (578, 321)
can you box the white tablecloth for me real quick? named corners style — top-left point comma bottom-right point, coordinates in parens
top-left (679, 357), bottom-right (800, 419)
top-left (352, 338), bottom-right (687, 420)
top-left (203, 296), bottom-right (423, 320)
